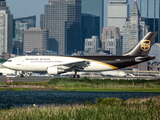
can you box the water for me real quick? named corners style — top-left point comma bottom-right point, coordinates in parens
top-left (0, 91), bottom-right (160, 109)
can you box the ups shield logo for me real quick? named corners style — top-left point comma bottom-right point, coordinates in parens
top-left (141, 40), bottom-right (150, 51)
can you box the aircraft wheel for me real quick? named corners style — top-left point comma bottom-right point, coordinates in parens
top-left (70, 75), bottom-right (75, 78)
top-left (75, 75), bottom-right (80, 78)
top-left (20, 74), bottom-right (24, 77)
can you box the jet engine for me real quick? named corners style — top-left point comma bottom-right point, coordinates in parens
top-left (47, 67), bottom-right (64, 75)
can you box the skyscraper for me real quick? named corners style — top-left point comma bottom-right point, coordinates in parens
top-left (101, 27), bottom-right (122, 55)
top-left (23, 28), bottom-right (49, 53)
top-left (13, 16), bottom-right (36, 54)
top-left (85, 36), bottom-right (99, 52)
top-left (0, 0), bottom-right (13, 55)
top-left (82, 14), bottom-right (100, 50)
top-left (82, 0), bottom-right (104, 37)
top-left (140, 0), bottom-right (160, 43)
top-left (107, 0), bottom-right (129, 35)
top-left (123, 0), bottom-right (148, 54)
top-left (40, 0), bottom-right (81, 55)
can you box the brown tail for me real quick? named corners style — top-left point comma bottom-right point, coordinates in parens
top-left (123, 32), bottom-right (157, 56)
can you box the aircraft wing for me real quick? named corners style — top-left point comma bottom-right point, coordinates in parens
top-left (54, 61), bottom-right (90, 71)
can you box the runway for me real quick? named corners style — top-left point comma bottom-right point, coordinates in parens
top-left (0, 76), bottom-right (160, 83)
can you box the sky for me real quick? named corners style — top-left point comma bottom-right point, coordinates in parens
top-left (6, 0), bottom-right (48, 27)
top-left (6, 0), bottom-right (140, 27)
top-left (104, 0), bottom-right (140, 27)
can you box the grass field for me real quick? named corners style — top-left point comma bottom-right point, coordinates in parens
top-left (0, 88), bottom-right (31, 91)
top-left (0, 96), bottom-right (160, 120)
top-left (1, 77), bottom-right (160, 92)
top-left (1, 78), bottom-right (160, 119)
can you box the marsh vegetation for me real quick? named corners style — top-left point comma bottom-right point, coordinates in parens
top-left (1, 96), bottom-right (160, 120)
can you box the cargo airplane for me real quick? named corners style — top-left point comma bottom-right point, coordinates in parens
top-left (2, 32), bottom-right (157, 78)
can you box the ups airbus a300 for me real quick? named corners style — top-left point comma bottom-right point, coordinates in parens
top-left (2, 32), bottom-right (157, 78)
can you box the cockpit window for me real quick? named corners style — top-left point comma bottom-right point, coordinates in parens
top-left (7, 60), bottom-right (12, 62)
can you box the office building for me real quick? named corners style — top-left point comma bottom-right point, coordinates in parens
top-left (82, 14), bottom-right (100, 50)
top-left (146, 18), bottom-right (159, 43)
top-left (147, 18), bottom-right (159, 32)
top-left (140, 0), bottom-right (160, 43)
top-left (23, 28), bottom-right (49, 53)
top-left (40, 0), bottom-right (82, 55)
top-left (13, 16), bottom-right (36, 54)
top-left (0, 0), bottom-right (13, 55)
top-left (85, 36), bottom-right (99, 52)
top-left (101, 27), bottom-right (122, 55)
top-left (123, 0), bottom-right (148, 54)
top-left (71, 51), bottom-right (110, 56)
top-left (149, 43), bottom-right (160, 63)
top-left (82, 0), bottom-right (104, 37)
top-left (107, 0), bottom-right (129, 35)
top-left (148, 43), bottom-right (160, 71)
top-left (105, 37), bottom-right (122, 55)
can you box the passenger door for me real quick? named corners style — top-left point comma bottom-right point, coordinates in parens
top-left (17, 58), bottom-right (21, 65)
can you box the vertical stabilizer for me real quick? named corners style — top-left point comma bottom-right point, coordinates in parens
top-left (123, 32), bottom-right (157, 56)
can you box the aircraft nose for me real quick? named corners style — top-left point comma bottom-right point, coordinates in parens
top-left (2, 62), bottom-right (8, 67)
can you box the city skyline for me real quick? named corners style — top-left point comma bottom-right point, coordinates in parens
top-left (2, 0), bottom-right (155, 56)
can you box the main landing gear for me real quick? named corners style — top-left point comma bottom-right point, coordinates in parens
top-left (20, 74), bottom-right (24, 77)
top-left (70, 74), bottom-right (80, 78)
top-left (70, 70), bottom-right (80, 78)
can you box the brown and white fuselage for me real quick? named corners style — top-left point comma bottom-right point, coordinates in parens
top-left (2, 32), bottom-right (157, 77)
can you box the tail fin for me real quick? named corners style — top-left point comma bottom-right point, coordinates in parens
top-left (123, 32), bottom-right (157, 56)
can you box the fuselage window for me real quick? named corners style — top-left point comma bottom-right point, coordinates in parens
top-left (7, 60), bottom-right (12, 62)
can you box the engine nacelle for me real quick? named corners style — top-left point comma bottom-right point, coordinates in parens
top-left (47, 67), bottom-right (64, 75)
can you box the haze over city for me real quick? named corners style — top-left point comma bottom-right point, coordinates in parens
top-left (6, 0), bottom-right (140, 27)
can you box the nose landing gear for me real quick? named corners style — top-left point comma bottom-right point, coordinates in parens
top-left (20, 74), bottom-right (24, 77)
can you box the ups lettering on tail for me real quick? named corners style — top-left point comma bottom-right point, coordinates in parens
top-left (141, 40), bottom-right (150, 51)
